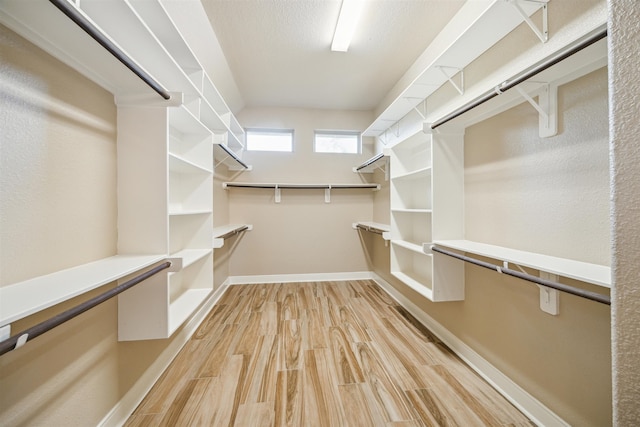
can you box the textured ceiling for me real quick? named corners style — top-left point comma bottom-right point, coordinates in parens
top-left (202, 0), bottom-right (465, 112)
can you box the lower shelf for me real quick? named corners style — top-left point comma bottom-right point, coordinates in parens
top-left (431, 239), bottom-right (610, 288)
top-left (1, 254), bottom-right (165, 327)
top-left (391, 271), bottom-right (434, 301)
top-left (168, 288), bottom-right (213, 335)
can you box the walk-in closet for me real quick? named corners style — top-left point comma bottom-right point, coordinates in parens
top-left (1, 0), bottom-right (639, 426)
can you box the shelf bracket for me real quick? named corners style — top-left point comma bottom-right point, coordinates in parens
top-left (515, 83), bottom-right (557, 137)
top-left (275, 185), bottom-right (281, 203)
top-left (405, 97), bottom-right (427, 120)
top-left (508, 0), bottom-right (549, 43)
top-left (436, 66), bottom-right (464, 95)
top-left (325, 186), bottom-right (331, 203)
top-left (539, 272), bottom-right (560, 315)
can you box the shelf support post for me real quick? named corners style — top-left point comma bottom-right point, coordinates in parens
top-left (508, 0), bottom-right (549, 43)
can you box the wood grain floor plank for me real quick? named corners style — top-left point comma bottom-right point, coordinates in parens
top-left (127, 281), bottom-right (531, 426)
top-left (275, 369), bottom-right (303, 427)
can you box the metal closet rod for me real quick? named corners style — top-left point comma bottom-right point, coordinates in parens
top-left (431, 246), bottom-right (610, 305)
top-left (356, 153), bottom-right (385, 171)
top-left (217, 225), bottom-right (249, 240)
top-left (0, 261), bottom-right (172, 357)
top-left (430, 26), bottom-right (608, 130)
top-left (217, 144), bottom-right (249, 169)
top-left (49, 0), bottom-right (171, 100)
top-left (223, 182), bottom-right (381, 190)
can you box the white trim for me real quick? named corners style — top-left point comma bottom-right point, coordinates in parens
top-left (370, 273), bottom-right (569, 427)
top-left (98, 281), bottom-right (230, 427)
top-left (228, 271), bottom-right (374, 285)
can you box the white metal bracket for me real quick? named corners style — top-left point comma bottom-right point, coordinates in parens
top-left (325, 186), bottom-right (331, 203)
top-left (539, 272), bottom-right (560, 315)
top-left (436, 66), bottom-right (464, 95)
top-left (405, 97), bottom-right (427, 120)
top-left (507, 0), bottom-right (549, 43)
top-left (515, 83), bottom-right (557, 137)
top-left (275, 185), bottom-right (281, 203)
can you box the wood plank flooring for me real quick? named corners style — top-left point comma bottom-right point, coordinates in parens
top-left (126, 280), bottom-right (533, 426)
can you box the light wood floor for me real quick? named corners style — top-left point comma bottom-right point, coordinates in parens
top-left (126, 280), bottom-right (532, 426)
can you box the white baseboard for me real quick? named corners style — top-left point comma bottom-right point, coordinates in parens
top-left (370, 273), bottom-right (569, 427)
top-left (99, 281), bottom-right (230, 427)
top-left (228, 271), bottom-right (374, 285)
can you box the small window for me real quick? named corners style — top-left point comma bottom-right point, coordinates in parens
top-left (245, 128), bottom-right (294, 152)
top-left (314, 130), bottom-right (360, 154)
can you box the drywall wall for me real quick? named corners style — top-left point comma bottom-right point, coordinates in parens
top-left (375, 68), bottom-right (612, 426)
top-left (227, 107), bottom-right (375, 278)
top-left (608, 1), bottom-right (640, 424)
top-left (0, 24), bottom-right (204, 426)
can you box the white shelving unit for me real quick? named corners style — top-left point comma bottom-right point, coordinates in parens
top-left (387, 130), bottom-right (465, 302)
top-left (363, 0), bottom-right (546, 137)
top-left (0, 0), bottom-right (247, 340)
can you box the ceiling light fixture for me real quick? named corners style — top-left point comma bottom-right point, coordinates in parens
top-left (331, 0), bottom-right (365, 52)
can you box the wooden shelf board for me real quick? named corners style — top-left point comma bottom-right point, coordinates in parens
top-left (171, 249), bottom-right (212, 269)
top-left (392, 240), bottom-right (428, 254)
top-left (0, 254), bottom-right (166, 326)
top-left (391, 166), bottom-right (432, 181)
top-left (431, 239), bottom-right (610, 288)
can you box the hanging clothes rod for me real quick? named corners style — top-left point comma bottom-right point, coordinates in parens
top-left (0, 261), bottom-right (172, 357)
top-left (217, 225), bottom-right (249, 240)
top-left (356, 153), bottom-right (385, 172)
top-left (431, 246), bottom-right (610, 305)
top-left (430, 26), bottom-right (607, 130)
top-left (49, 0), bottom-right (171, 100)
top-left (223, 182), bottom-right (380, 190)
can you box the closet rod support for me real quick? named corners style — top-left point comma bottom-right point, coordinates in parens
top-left (508, 0), bottom-right (549, 43)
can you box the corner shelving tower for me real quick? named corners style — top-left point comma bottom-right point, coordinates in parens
top-left (387, 129), bottom-right (464, 301)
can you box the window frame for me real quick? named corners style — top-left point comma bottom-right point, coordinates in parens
top-left (313, 130), bottom-right (361, 154)
top-left (244, 128), bottom-right (295, 152)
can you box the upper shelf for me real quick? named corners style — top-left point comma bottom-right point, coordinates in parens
top-left (0, 0), bottom-right (245, 146)
top-left (363, 0), bottom-right (546, 137)
top-left (429, 240), bottom-right (610, 288)
top-left (353, 153), bottom-right (388, 174)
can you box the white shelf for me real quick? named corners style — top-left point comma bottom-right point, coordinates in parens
top-left (430, 240), bottom-right (611, 288)
top-left (168, 209), bottom-right (212, 216)
top-left (364, 0), bottom-right (545, 136)
top-left (392, 240), bottom-right (424, 254)
top-left (393, 167), bottom-right (431, 181)
top-left (390, 271), bottom-right (434, 301)
top-left (391, 208), bottom-right (432, 214)
top-left (168, 288), bottom-right (212, 335)
top-left (353, 153), bottom-right (388, 174)
top-left (171, 249), bottom-right (212, 269)
top-left (353, 222), bottom-right (391, 240)
top-left (213, 143), bottom-right (250, 170)
top-left (169, 153), bottom-right (213, 174)
top-left (213, 224), bottom-right (252, 249)
top-left (0, 254), bottom-right (165, 326)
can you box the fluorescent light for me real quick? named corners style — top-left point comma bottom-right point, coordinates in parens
top-left (331, 0), bottom-right (365, 52)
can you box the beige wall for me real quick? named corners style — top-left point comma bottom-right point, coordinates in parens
top-left (0, 24), bottom-right (197, 426)
top-left (609, 1), bottom-right (640, 424)
top-left (226, 107), bottom-right (376, 278)
top-left (371, 69), bottom-right (612, 426)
